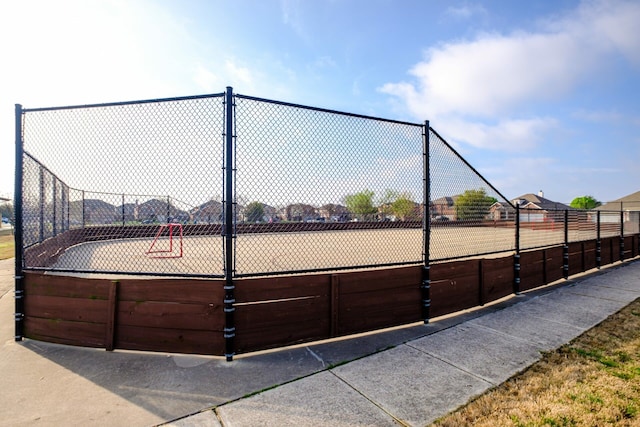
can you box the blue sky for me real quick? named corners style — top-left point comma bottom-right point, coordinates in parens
top-left (1, 0), bottom-right (639, 204)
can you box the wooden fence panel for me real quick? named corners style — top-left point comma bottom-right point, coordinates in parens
top-left (234, 274), bottom-right (331, 353)
top-left (23, 272), bottom-right (112, 348)
top-left (546, 246), bottom-right (564, 283)
top-left (335, 266), bottom-right (422, 336)
top-left (116, 278), bottom-right (225, 355)
top-left (600, 237), bottom-right (614, 266)
top-left (519, 249), bottom-right (545, 291)
top-left (481, 256), bottom-right (513, 304)
top-left (583, 240), bottom-right (597, 271)
top-left (568, 242), bottom-right (584, 276)
top-left (430, 260), bottom-right (480, 318)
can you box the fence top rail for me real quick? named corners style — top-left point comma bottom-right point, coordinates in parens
top-left (235, 93), bottom-right (424, 128)
top-left (21, 93), bottom-right (225, 113)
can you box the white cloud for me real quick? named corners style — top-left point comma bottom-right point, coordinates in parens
top-left (193, 65), bottom-right (220, 91)
top-left (380, 0), bottom-right (640, 150)
top-left (445, 4), bottom-right (487, 20)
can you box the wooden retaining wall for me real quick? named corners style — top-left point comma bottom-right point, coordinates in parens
top-left (23, 235), bottom-right (639, 356)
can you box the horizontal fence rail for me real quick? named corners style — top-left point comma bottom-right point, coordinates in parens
top-left (14, 88), bottom-right (640, 359)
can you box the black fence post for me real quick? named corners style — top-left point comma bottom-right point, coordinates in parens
top-left (421, 120), bottom-right (431, 324)
top-left (223, 87), bottom-right (236, 361)
top-left (122, 194), bottom-right (125, 227)
top-left (82, 190), bottom-right (86, 228)
top-left (52, 179), bottom-right (57, 236)
top-left (166, 195), bottom-right (171, 224)
top-left (563, 209), bottom-right (569, 279)
top-left (620, 209), bottom-right (625, 262)
top-left (514, 204), bottom-right (521, 294)
top-left (596, 211), bottom-right (601, 269)
top-left (39, 168), bottom-right (44, 242)
top-left (14, 104), bottom-right (25, 342)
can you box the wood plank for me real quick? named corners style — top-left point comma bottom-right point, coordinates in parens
top-left (25, 317), bottom-right (105, 348)
top-left (519, 249), bottom-right (545, 291)
top-left (235, 274), bottom-right (331, 302)
top-left (335, 266), bottom-right (422, 294)
top-left (545, 246), bottom-right (564, 283)
top-left (568, 242), bottom-right (584, 276)
top-left (25, 272), bottom-right (111, 299)
top-left (105, 281), bottom-right (118, 351)
top-left (25, 295), bottom-right (109, 323)
top-left (117, 278), bottom-right (224, 304)
top-left (481, 256), bottom-right (514, 303)
top-left (234, 297), bottom-right (330, 352)
top-left (117, 301), bottom-right (224, 330)
top-left (116, 325), bottom-right (223, 355)
top-left (430, 260), bottom-right (480, 318)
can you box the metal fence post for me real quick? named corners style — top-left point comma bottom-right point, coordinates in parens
top-left (122, 194), bottom-right (125, 227)
top-left (421, 120), bottom-right (431, 324)
top-left (52, 179), bottom-right (57, 236)
top-left (514, 204), bottom-right (520, 294)
top-left (82, 190), bottom-right (86, 228)
top-left (223, 87), bottom-right (236, 360)
top-left (620, 209), bottom-right (625, 262)
top-left (14, 104), bottom-right (25, 341)
top-left (563, 209), bottom-right (569, 279)
top-left (596, 210), bottom-right (601, 269)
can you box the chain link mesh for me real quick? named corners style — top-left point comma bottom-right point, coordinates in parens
top-left (233, 96), bottom-right (424, 276)
top-left (428, 129), bottom-right (515, 261)
top-left (22, 95), bottom-right (225, 276)
top-left (18, 91), bottom-right (640, 278)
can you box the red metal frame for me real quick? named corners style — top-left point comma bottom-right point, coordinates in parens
top-left (146, 223), bottom-right (183, 258)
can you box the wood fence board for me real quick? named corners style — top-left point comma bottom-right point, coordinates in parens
top-left (116, 326), bottom-right (222, 355)
top-left (335, 266), bottom-right (422, 294)
top-left (519, 249), bottom-right (545, 291)
top-left (25, 295), bottom-right (109, 323)
top-left (600, 237), bottom-right (614, 265)
top-left (336, 266), bottom-right (421, 333)
top-left (117, 301), bottom-right (224, 330)
top-left (545, 246), bottom-right (564, 283)
top-left (118, 279), bottom-right (224, 304)
top-left (25, 317), bottom-right (105, 348)
top-left (235, 274), bottom-right (331, 302)
top-left (568, 242), bottom-right (584, 276)
top-left (481, 256), bottom-right (514, 303)
top-left (25, 272), bottom-right (111, 299)
top-left (235, 297), bottom-right (330, 352)
top-left (430, 260), bottom-right (480, 318)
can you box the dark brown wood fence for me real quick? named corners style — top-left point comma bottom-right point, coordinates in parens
top-left (23, 234), bottom-right (638, 356)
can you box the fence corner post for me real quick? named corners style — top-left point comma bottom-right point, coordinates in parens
top-left (514, 204), bottom-right (521, 294)
top-left (14, 104), bottom-right (25, 342)
top-left (223, 86), bottom-right (236, 361)
top-left (421, 120), bottom-right (431, 324)
top-left (563, 209), bottom-right (569, 280)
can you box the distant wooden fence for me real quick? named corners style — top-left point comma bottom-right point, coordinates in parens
top-left (23, 234), bottom-right (638, 356)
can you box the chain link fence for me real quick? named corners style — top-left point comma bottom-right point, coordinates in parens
top-left (20, 95), bottom-right (226, 277)
top-left (233, 95), bottom-right (425, 276)
top-left (16, 89), bottom-right (640, 278)
top-left (428, 128), bottom-right (515, 261)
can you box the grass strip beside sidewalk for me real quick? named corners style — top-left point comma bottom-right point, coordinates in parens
top-left (432, 298), bottom-right (640, 426)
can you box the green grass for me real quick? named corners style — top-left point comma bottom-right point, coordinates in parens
top-left (432, 298), bottom-right (640, 427)
top-left (0, 235), bottom-right (15, 260)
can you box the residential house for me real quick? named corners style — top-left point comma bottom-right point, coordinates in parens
top-left (511, 192), bottom-right (571, 223)
top-left (430, 195), bottom-right (458, 220)
top-left (595, 191), bottom-right (640, 230)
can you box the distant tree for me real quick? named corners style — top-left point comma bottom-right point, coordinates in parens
top-left (344, 190), bottom-right (377, 220)
top-left (392, 192), bottom-right (418, 221)
top-left (244, 202), bottom-right (265, 222)
top-left (570, 195), bottom-right (601, 210)
top-left (0, 201), bottom-right (13, 221)
top-left (454, 189), bottom-right (497, 221)
top-left (377, 189), bottom-right (397, 219)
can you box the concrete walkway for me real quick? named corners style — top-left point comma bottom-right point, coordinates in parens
top-left (1, 257), bottom-right (639, 426)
